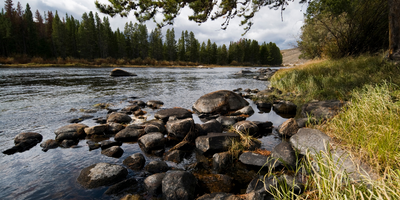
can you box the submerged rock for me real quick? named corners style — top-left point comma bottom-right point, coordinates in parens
top-left (273, 100), bottom-right (297, 114)
top-left (193, 90), bottom-right (249, 114)
top-left (110, 68), bottom-right (137, 76)
top-left (3, 132), bottom-right (43, 155)
top-left (104, 178), bottom-right (139, 195)
top-left (77, 163), bottom-right (128, 189)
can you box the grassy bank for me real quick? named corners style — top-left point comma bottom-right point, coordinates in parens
top-left (265, 55), bottom-right (400, 199)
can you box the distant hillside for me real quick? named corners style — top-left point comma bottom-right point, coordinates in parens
top-left (281, 48), bottom-right (309, 66)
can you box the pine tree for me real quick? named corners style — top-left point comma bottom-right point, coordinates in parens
top-left (52, 11), bottom-right (66, 58)
top-left (177, 31), bottom-right (185, 61)
top-left (164, 28), bottom-right (177, 61)
top-left (188, 31), bottom-right (198, 62)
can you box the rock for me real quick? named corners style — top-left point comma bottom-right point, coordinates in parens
top-left (212, 152), bottom-right (232, 174)
top-left (142, 119), bottom-right (166, 134)
top-left (271, 141), bottom-right (297, 169)
top-left (114, 124), bottom-right (145, 142)
top-left (232, 106), bottom-right (254, 116)
top-left (123, 153), bottom-right (146, 170)
top-left (256, 101), bottom-right (272, 110)
top-left (195, 174), bottom-right (233, 193)
top-left (130, 100), bottom-right (146, 107)
top-left (77, 163), bottom-right (128, 189)
top-left (120, 194), bottom-right (143, 200)
top-left (164, 150), bottom-right (185, 163)
top-left (193, 90), bottom-right (249, 114)
top-left (54, 124), bottom-right (87, 142)
top-left (106, 122), bottom-right (125, 134)
top-left (216, 116), bottom-right (238, 127)
top-left (295, 118), bottom-right (310, 128)
top-left (138, 132), bottom-right (165, 153)
top-left (162, 171), bottom-right (197, 200)
top-left (301, 100), bottom-right (347, 121)
top-left (239, 151), bottom-right (279, 169)
top-left (197, 119), bottom-right (223, 136)
top-left (40, 139), bottom-right (59, 152)
top-left (166, 118), bottom-right (194, 140)
top-left (168, 140), bottom-right (194, 152)
top-left (60, 139), bottom-right (79, 148)
top-left (146, 100), bottom-right (164, 108)
top-left (101, 146), bottom-right (124, 158)
top-left (235, 70), bottom-right (252, 75)
top-left (104, 178), bottom-right (139, 195)
top-left (289, 128), bottom-right (331, 155)
top-left (246, 175), bottom-right (276, 199)
top-left (197, 193), bottom-right (240, 200)
top-left (100, 140), bottom-right (122, 150)
top-left (106, 112), bottom-right (132, 124)
top-left (253, 121), bottom-right (273, 134)
top-left (273, 100), bottom-right (297, 114)
top-left (121, 105), bottom-right (140, 114)
top-left (145, 160), bottom-right (169, 174)
top-left (195, 132), bottom-right (240, 154)
top-left (144, 173), bottom-right (166, 196)
top-left (86, 141), bottom-right (101, 151)
top-left (3, 132), bottom-right (43, 155)
top-left (278, 118), bottom-right (299, 137)
top-left (84, 124), bottom-right (108, 136)
top-left (133, 109), bottom-right (146, 116)
top-left (155, 108), bottom-right (193, 122)
top-left (110, 68), bottom-right (137, 76)
top-left (232, 121), bottom-right (259, 135)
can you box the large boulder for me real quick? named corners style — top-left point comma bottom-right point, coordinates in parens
top-left (138, 132), bottom-right (165, 153)
top-left (164, 150), bottom-right (185, 164)
top-left (114, 124), bottom-right (145, 142)
top-left (162, 171), bottom-right (197, 200)
top-left (106, 112), bottom-right (132, 124)
top-left (3, 132), bottom-right (43, 155)
top-left (278, 118), bottom-right (299, 137)
top-left (301, 100), bottom-right (347, 121)
top-left (110, 68), bottom-right (137, 76)
top-left (144, 173), bottom-right (166, 196)
top-left (232, 106), bottom-right (255, 116)
top-left (142, 119), bottom-right (166, 134)
top-left (123, 153), bottom-right (146, 170)
top-left (54, 124), bottom-right (87, 142)
top-left (289, 128), bottom-right (331, 156)
top-left (232, 121), bottom-right (259, 135)
top-left (77, 163), bottom-right (128, 189)
top-left (155, 108), bottom-right (193, 122)
top-left (166, 118), bottom-right (194, 140)
top-left (193, 90), bottom-right (249, 114)
top-left (196, 133), bottom-right (240, 154)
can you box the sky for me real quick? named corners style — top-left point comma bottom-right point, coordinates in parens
top-left (0, 0), bottom-right (307, 50)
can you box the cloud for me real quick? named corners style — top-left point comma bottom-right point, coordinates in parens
top-left (0, 0), bottom-right (306, 49)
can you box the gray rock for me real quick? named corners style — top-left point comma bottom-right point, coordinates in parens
top-left (301, 100), bottom-right (347, 121)
top-left (162, 171), bottom-right (197, 200)
top-left (3, 132), bottom-right (43, 155)
top-left (239, 152), bottom-right (279, 169)
top-left (271, 141), bottom-right (297, 169)
top-left (145, 160), bottom-right (169, 174)
top-left (106, 112), bottom-right (132, 124)
top-left (253, 121), bottom-right (273, 134)
top-left (154, 108), bottom-right (193, 122)
top-left (86, 141), bottom-right (100, 151)
top-left (40, 139), bottom-right (59, 152)
top-left (104, 178), bottom-right (139, 195)
top-left (101, 146), bottom-right (124, 158)
top-left (130, 100), bottom-right (146, 107)
top-left (213, 152), bottom-right (232, 173)
top-left (144, 173), bottom-right (166, 196)
top-left (106, 122), bottom-right (125, 134)
top-left (123, 153), bottom-right (146, 170)
top-left (60, 139), bottom-right (78, 148)
top-left (296, 118), bottom-right (310, 128)
top-left (233, 106), bottom-right (255, 116)
top-left (77, 163), bottom-right (128, 189)
top-left (278, 118), bottom-right (299, 137)
top-left (146, 100), bottom-right (164, 109)
top-left (232, 121), bottom-right (259, 135)
top-left (142, 119), bottom-right (166, 134)
top-left (100, 140), bottom-right (122, 150)
top-left (195, 132), bottom-right (240, 154)
top-left (54, 124), bottom-right (87, 142)
top-left (121, 105), bottom-right (140, 114)
top-left (164, 150), bottom-right (185, 163)
top-left (197, 119), bottom-right (223, 136)
top-left (114, 124), bottom-right (145, 142)
top-left (84, 124), bottom-right (108, 136)
top-left (289, 128), bottom-right (331, 155)
top-left (138, 132), bottom-right (165, 153)
top-left (246, 175), bottom-right (277, 199)
top-left (273, 100), bottom-right (297, 114)
top-left (193, 90), bottom-right (249, 114)
top-left (197, 193), bottom-right (240, 200)
top-left (256, 101), bottom-right (272, 110)
top-left (216, 116), bottom-right (238, 127)
top-left (110, 68), bottom-right (137, 76)
top-left (166, 118), bottom-right (194, 140)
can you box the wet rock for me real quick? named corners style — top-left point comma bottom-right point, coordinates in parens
top-left (54, 124), bottom-right (87, 142)
top-left (255, 101), bottom-right (272, 111)
top-left (106, 122), bottom-right (125, 134)
top-left (253, 121), bottom-right (273, 134)
top-left (3, 132), bottom-right (43, 155)
top-left (94, 117), bottom-right (107, 124)
top-left (133, 109), bottom-right (146, 116)
top-left (154, 107), bottom-right (193, 122)
top-left (146, 100), bottom-right (164, 109)
top-left (271, 141), bottom-right (297, 169)
top-left (289, 128), bottom-right (331, 155)
top-left (114, 124), bottom-right (145, 142)
top-left (142, 119), bottom-right (166, 134)
top-left (195, 174), bottom-right (233, 193)
top-left (104, 178), bottom-right (139, 195)
top-left (212, 152), bottom-right (232, 173)
top-left (164, 150), bottom-right (185, 163)
top-left (138, 132), bottom-right (165, 153)
top-left (110, 68), bottom-right (137, 76)
top-left (278, 118), bottom-right (299, 137)
top-left (197, 119), bottom-right (223, 136)
top-left (144, 173), bottom-right (166, 196)
top-left (235, 70), bottom-right (252, 75)
top-left (166, 118), bottom-right (194, 140)
top-left (232, 106), bottom-right (255, 116)
top-left (60, 139), bottom-right (79, 148)
top-left (77, 163), bottom-right (128, 189)
top-left (40, 139), bottom-right (59, 152)
top-left (232, 121), bottom-right (259, 135)
top-left (106, 112), bottom-right (132, 124)
top-left (100, 140), bottom-right (122, 150)
top-left (120, 194), bottom-right (143, 200)
top-left (130, 100), bottom-right (146, 107)
top-left (121, 105), bottom-right (140, 114)
top-left (216, 116), bottom-right (238, 127)
top-left (86, 141), bottom-right (100, 151)
top-left (301, 100), bottom-right (347, 121)
top-left (123, 153), bottom-right (146, 170)
top-left (162, 171), bottom-right (197, 200)
top-left (193, 90), bottom-right (249, 114)
top-left (239, 151), bottom-right (279, 169)
top-left (84, 124), bottom-right (108, 136)
top-left (101, 146), bottom-right (124, 158)
top-left (145, 160), bottom-right (169, 174)
top-left (273, 100), bottom-right (297, 114)
top-left (196, 132), bottom-right (240, 154)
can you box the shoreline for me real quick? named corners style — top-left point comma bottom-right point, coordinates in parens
top-left (0, 63), bottom-right (283, 68)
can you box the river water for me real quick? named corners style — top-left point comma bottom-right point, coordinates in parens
top-left (0, 67), bottom-right (288, 200)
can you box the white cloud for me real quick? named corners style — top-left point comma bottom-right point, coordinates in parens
top-left (0, 0), bottom-right (306, 49)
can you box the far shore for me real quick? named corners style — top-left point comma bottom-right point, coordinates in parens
top-left (0, 63), bottom-right (285, 68)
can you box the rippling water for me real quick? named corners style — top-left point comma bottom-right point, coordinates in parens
top-left (0, 67), bottom-right (288, 200)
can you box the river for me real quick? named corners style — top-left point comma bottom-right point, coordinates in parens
top-left (0, 67), bottom-right (287, 200)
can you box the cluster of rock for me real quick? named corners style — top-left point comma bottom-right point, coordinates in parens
top-left (234, 68), bottom-right (278, 81)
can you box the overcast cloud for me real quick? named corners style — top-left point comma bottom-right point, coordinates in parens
top-left (1, 0), bottom-right (307, 49)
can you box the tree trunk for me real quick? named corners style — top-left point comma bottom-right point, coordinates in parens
top-left (389, 0), bottom-right (400, 60)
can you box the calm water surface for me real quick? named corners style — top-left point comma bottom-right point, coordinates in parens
top-left (0, 67), bottom-right (287, 200)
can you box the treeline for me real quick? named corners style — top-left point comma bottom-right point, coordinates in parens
top-left (0, 0), bottom-right (282, 66)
